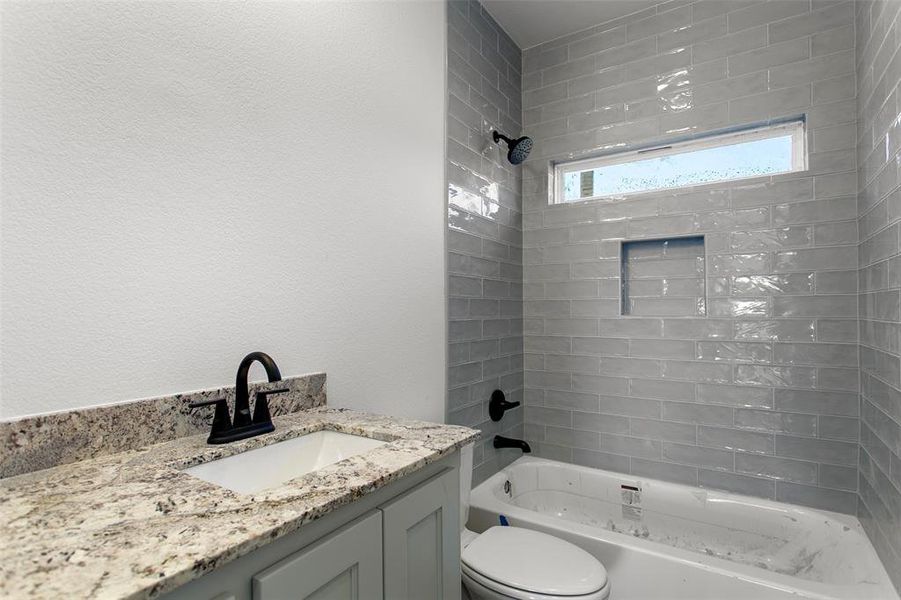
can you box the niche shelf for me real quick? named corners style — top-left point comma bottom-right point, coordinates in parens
top-left (621, 236), bottom-right (706, 317)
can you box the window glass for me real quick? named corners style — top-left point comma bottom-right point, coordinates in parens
top-left (555, 121), bottom-right (805, 204)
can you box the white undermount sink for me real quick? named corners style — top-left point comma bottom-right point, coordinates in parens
top-left (184, 430), bottom-right (387, 494)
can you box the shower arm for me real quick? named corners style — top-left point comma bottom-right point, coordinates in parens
top-left (492, 131), bottom-right (513, 145)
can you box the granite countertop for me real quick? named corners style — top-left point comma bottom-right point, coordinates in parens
top-left (0, 408), bottom-right (479, 600)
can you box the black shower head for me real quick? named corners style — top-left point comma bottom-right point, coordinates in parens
top-left (492, 130), bottom-right (533, 165)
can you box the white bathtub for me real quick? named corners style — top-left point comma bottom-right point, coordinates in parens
top-left (468, 456), bottom-right (898, 600)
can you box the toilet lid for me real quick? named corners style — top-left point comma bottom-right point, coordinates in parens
top-left (462, 526), bottom-right (608, 596)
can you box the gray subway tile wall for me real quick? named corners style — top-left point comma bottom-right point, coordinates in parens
top-left (856, 0), bottom-right (901, 593)
top-left (519, 0), bottom-right (863, 515)
top-left (446, 0), bottom-right (524, 484)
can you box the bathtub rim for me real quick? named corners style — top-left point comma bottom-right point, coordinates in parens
top-left (469, 456), bottom-right (898, 600)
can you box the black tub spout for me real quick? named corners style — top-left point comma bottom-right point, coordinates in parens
top-left (494, 435), bottom-right (532, 453)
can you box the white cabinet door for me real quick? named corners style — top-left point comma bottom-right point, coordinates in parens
top-left (380, 468), bottom-right (460, 600)
top-left (253, 511), bottom-right (383, 600)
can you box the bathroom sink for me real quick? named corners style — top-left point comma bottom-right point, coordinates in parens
top-left (183, 430), bottom-right (387, 494)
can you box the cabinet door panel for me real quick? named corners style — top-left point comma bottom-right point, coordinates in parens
top-left (381, 468), bottom-right (460, 600)
top-left (253, 511), bottom-right (382, 600)
top-left (306, 569), bottom-right (355, 600)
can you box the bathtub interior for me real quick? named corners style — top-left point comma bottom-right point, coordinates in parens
top-left (485, 457), bottom-right (886, 588)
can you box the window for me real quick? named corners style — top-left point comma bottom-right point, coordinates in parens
top-left (553, 120), bottom-right (806, 204)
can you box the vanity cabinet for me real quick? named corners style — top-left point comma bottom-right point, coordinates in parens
top-left (382, 466), bottom-right (459, 600)
top-left (161, 454), bottom-right (460, 600)
top-left (253, 511), bottom-right (383, 600)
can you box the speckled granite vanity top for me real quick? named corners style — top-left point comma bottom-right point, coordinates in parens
top-left (0, 408), bottom-right (478, 600)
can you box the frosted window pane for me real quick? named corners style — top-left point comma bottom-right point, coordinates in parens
top-left (562, 135), bottom-right (795, 202)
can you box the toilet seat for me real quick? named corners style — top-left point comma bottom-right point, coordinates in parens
top-left (462, 564), bottom-right (611, 600)
top-left (461, 526), bottom-right (609, 599)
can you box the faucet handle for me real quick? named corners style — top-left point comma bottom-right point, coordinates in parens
top-left (188, 398), bottom-right (226, 408)
top-left (188, 398), bottom-right (232, 441)
top-left (488, 389), bottom-right (521, 421)
top-left (258, 388), bottom-right (289, 396)
top-left (253, 388), bottom-right (289, 424)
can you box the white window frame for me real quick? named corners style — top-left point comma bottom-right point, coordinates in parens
top-left (552, 120), bottom-right (807, 205)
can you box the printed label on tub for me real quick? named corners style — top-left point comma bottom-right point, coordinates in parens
top-left (621, 484), bottom-right (642, 521)
top-left (622, 504), bottom-right (642, 520)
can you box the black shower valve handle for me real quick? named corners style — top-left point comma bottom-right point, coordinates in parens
top-left (489, 389), bottom-right (521, 421)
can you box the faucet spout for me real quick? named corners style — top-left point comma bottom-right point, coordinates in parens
top-left (493, 435), bottom-right (532, 453)
top-left (234, 351), bottom-right (283, 428)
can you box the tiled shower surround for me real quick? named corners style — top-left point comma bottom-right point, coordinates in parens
top-left (446, 0), bottom-right (525, 483)
top-left (856, 0), bottom-right (901, 590)
top-left (520, 0), bottom-right (863, 514)
top-left (446, 1), bottom-right (901, 586)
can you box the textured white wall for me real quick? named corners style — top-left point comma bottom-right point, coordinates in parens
top-left (0, 2), bottom-right (447, 420)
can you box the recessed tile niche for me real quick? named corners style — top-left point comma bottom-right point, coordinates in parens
top-left (621, 236), bottom-right (706, 317)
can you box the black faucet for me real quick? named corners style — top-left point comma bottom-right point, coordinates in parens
top-left (494, 435), bottom-right (531, 453)
top-left (189, 351), bottom-right (288, 444)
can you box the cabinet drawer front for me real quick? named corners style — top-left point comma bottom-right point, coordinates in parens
top-left (253, 511), bottom-right (383, 600)
top-left (381, 468), bottom-right (460, 600)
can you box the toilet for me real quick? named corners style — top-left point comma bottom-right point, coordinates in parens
top-left (459, 445), bottom-right (611, 600)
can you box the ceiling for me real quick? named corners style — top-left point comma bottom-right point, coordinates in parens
top-left (481, 0), bottom-right (658, 50)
